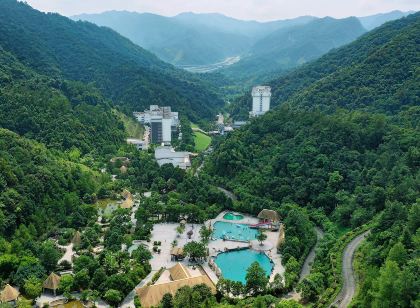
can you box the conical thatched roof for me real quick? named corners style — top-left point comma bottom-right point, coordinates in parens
top-left (72, 230), bottom-right (81, 246)
top-left (43, 272), bottom-right (61, 290)
top-left (0, 284), bottom-right (19, 303)
top-left (257, 209), bottom-right (280, 222)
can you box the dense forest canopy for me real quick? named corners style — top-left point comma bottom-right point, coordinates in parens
top-left (0, 0), bottom-right (224, 121)
top-left (0, 48), bottom-right (125, 154)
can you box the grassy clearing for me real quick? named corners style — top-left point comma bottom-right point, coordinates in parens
top-left (194, 131), bottom-right (211, 152)
top-left (113, 110), bottom-right (144, 139)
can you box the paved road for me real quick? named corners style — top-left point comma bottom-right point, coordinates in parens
top-left (299, 227), bottom-right (324, 282)
top-left (217, 187), bottom-right (237, 201)
top-left (331, 230), bottom-right (370, 308)
top-left (284, 226), bottom-right (324, 301)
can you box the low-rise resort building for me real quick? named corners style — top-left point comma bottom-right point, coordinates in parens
top-left (154, 146), bottom-right (191, 169)
top-left (136, 263), bottom-right (216, 308)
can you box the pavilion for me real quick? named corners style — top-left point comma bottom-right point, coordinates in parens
top-left (0, 284), bottom-right (19, 305)
top-left (43, 272), bottom-right (61, 296)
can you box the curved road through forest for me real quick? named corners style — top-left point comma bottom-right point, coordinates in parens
top-left (217, 187), bottom-right (237, 201)
top-left (299, 227), bottom-right (324, 282)
top-left (331, 230), bottom-right (370, 308)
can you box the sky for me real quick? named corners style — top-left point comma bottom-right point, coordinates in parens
top-left (24, 0), bottom-right (420, 21)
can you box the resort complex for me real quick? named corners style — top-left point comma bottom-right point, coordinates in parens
top-left (133, 209), bottom-right (285, 307)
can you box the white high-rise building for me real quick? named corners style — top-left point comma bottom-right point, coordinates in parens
top-left (250, 86), bottom-right (271, 117)
top-left (133, 105), bottom-right (179, 145)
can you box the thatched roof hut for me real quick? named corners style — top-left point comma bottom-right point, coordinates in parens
top-left (257, 209), bottom-right (280, 222)
top-left (170, 247), bottom-right (184, 257)
top-left (43, 272), bottom-right (61, 291)
top-left (0, 284), bottom-right (19, 303)
top-left (72, 231), bottom-right (81, 246)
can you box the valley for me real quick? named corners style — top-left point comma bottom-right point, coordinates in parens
top-left (0, 1), bottom-right (418, 308)
top-left (178, 56), bottom-right (241, 73)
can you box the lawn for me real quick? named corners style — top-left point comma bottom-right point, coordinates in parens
top-left (194, 131), bottom-right (211, 152)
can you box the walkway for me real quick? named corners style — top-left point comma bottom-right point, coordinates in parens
top-left (330, 230), bottom-right (370, 308)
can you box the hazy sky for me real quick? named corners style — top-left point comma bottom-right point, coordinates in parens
top-left (24, 0), bottom-right (420, 21)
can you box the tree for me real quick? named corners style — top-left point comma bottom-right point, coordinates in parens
top-left (256, 229), bottom-right (267, 246)
top-left (23, 277), bottom-right (42, 299)
top-left (161, 293), bottom-right (173, 308)
top-left (183, 241), bottom-right (207, 262)
top-left (39, 241), bottom-right (60, 273)
top-left (276, 299), bottom-right (303, 308)
top-left (104, 289), bottom-right (122, 307)
top-left (176, 224), bottom-right (185, 238)
top-left (132, 245), bottom-right (152, 264)
top-left (73, 268), bottom-right (90, 290)
top-left (199, 225), bottom-right (212, 243)
top-left (59, 274), bottom-right (74, 294)
top-left (387, 242), bottom-right (408, 267)
top-left (372, 260), bottom-right (402, 308)
top-left (245, 262), bottom-right (269, 295)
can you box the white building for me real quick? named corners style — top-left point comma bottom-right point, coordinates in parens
top-left (154, 146), bottom-right (191, 169)
top-left (127, 138), bottom-right (148, 150)
top-left (133, 105), bottom-right (179, 145)
top-left (250, 86), bottom-right (271, 117)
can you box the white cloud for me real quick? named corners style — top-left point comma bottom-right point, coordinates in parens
top-left (24, 0), bottom-right (420, 20)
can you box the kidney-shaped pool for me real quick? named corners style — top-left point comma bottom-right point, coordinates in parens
top-left (214, 249), bottom-right (273, 284)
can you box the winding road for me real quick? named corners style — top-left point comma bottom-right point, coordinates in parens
top-left (299, 227), bottom-right (324, 282)
top-left (217, 187), bottom-right (237, 201)
top-left (331, 230), bottom-right (370, 308)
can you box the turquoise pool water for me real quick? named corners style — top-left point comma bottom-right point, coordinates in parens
top-left (215, 249), bottom-right (273, 283)
top-left (213, 221), bottom-right (258, 241)
top-left (223, 212), bottom-right (244, 220)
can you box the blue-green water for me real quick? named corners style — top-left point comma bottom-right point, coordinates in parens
top-left (223, 212), bottom-right (244, 220)
top-left (213, 221), bottom-right (257, 241)
top-left (215, 249), bottom-right (273, 283)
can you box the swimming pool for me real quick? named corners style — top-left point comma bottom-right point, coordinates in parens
top-left (215, 249), bottom-right (273, 284)
top-left (223, 212), bottom-right (244, 220)
top-left (213, 221), bottom-right (258, 241)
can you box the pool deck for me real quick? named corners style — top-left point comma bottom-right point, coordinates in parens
top-left (207, 211), bottom-right (285, 283)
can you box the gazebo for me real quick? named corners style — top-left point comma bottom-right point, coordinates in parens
top-left (170, 247), bottom-right (185, 261)
top-left (0, 284), bottom-right (19, 305)
top-left (257, 209), bottom-right (280, 230)
top-left (43, 272), bottom-right (61, 296)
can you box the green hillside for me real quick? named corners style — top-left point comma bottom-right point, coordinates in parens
top-left (0, 48), bottom-right (125, 154)
top-left (0, 0), bottom-right (224, 121)
top-left (205, 13), bottom-right (420, 306)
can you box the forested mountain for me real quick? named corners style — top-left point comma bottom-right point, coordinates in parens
top-left (222, 17), bottom-right (366, 85)
top-left (73, 11), bottom-right (316, 66)
top-left (359, 10), bottom-right (414, 30)
top-left (0, 0), bottom-right (224, 121)
top-left (0, 48), bottom-right (125, 154)
top-left (173, 12), bottom-right (315, 39)
top-left (72, 11), bottom-right (252, 66)
top-left (205, 12), bottom-right (419, 306)
top-left (229, 12), bottom-right (420, 118)
top-left (0, 128), bottom-right (99, 238)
